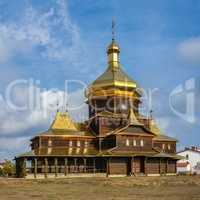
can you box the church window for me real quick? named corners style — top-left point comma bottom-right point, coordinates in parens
top-left (162, 143), bottom-right (165, 150)
top-left (48, 139), bottom-right (52, 147)
top-left (69, 141), bottom-right (73, 147)
top-left (84, 141), bottom-right (89, 147)
top-left (140, 140), bottom-right (144, 147)
top-left (77, 141), bottom-right (81, 147)
top-left (126, 139), bottom-right (130, 146)
top-left (133, 140), bottom-right (137, 146)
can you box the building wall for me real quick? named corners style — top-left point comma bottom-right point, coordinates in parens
top-left (177, 163), bottom-right (191, 173)
top-left (101, 135), bottom-right (116, 150)
top-left (89, 97), bottom-right (139, 117)
top-left (153, 141), bottom-right (176, 154)
top-left (109, 158), bottom-right (128, 175)
top-left (167, 160), bottom-right (177, 173)
top-left (115, 135), bottom-right (153, 152)
top-left (99, 117), bottom-right (126, 136)
top-left (133, 157), bottom-right (145, 174)
top-left (108, 157), bottom-right (177, 175)
top-left (145, 158), bottom-right (176, 174)
top-left (177, 150), bottom-right (200, 174)
top-left (146, 158), bottom-right (160, 174)
top-left (32, 136), bottom-right (98, 156)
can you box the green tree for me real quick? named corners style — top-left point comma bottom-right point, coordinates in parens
top-left (0, 160), bottom-right (15, 177)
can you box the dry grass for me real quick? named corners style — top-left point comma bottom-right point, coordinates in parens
top-left (0, 176), bottom-right (200, 200)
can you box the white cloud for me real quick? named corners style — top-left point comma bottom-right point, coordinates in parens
top-left (177, 36), bottom-right (200, 64)
top-left (0, 82), bottom-right (88, 160)
top-left (0, 136), bottom-right (30, 161)
top-left (0, 0), bottom-right (83, 63)
top-left (0, 83), bottom-right (87, 136)
top-left (0, 0), bottom-right (89, 159)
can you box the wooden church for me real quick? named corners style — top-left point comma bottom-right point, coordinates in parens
top-left (15, 26), bottom-right (181, 178)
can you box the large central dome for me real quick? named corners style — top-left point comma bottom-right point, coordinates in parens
top-left (86, 39), bottom-right (138, 99)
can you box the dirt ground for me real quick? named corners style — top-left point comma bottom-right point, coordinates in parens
top-left (0, 176), bottom-right (200, 200)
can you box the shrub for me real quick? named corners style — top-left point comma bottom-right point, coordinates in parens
top-left (0, 160), bottom-right (15, 177)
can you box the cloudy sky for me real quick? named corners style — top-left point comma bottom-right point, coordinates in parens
top-left (0, 0), bottom-right (199, 160)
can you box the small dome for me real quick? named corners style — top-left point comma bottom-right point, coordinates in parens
top-left (107, 40), bottom-right (120, 54)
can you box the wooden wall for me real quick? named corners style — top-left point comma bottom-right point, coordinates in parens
top-left (109, 158), bottom-right (128, 175)
top-left (99, 117), bottom-right (127, 136)
top-left (167, 160), bottom-right (176, 173)
top-left (32, 136), bottom-right (98, 156)
top-left (146, 158), bottom-right (176, 174)
top-left (133, 157), bottom-right (144, 174)
top-left (115, 135), bottom-right (153, 152)
top-left (146, 158), bottom-right (160, 174)
top-left (153, 141), bottom-right (176, 153)
top-left (101, 135), bottom-right (116, 150)
top-left (88, 97), bottom-right (139, 117)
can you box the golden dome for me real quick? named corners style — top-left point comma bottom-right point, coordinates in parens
top-left (107, 40), bottom-right (120, 54)
top-left (85, 22), bottom-right (139, 99)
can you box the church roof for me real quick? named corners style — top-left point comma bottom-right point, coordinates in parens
top-left (90, 65), bottom-right (137, 89)
top-left (50, 112), bottom-right (77, 131)
top-left (149, 120), bottom-right (162, 135)
top-left (36, 112), bottom-right (94, 137)
top-left (38, 129), bottom-right (94, 137)
top-left (153, 134), bottom-right (177, 142)
top-left (109, 109), bottom-right (153, 136)
top-left (150, 152), bottom-right (182, 160)
top-left (88, 39), bottom-right (137, 90)
top-left (128, 109), bottom-right (143, 126)
top-left (15, 151), bottom-right (35, 158)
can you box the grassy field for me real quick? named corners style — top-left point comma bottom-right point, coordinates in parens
top-left (0, 176), bottom-right (200, 200)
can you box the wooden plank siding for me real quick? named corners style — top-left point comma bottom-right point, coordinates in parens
top-left (167, 160), bottom-right (176, 173)
top-left (115, 135), bottom-right (153, 152)
top-left (145, 158), bottom-right (160, 174)
top-left (133, 157), bottom-right (145, 174)
top-left (32, 136), bottom-right (98, 156)
top-left (109, 158), bottom-right (128, 175)
top-left (153, 141), bottom-right (176, 154)
top-left (99, 117), bottom-right (127, 136)
top-left (101, 135), bottom-right (116, 150)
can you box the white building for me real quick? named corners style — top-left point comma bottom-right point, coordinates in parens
top-left (177, 146), bottom-right (200, 174)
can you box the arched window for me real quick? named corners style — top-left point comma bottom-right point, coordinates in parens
top-left (133, 140), bottom-right (137, 146)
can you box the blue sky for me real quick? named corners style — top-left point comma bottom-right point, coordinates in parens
top-left (0, 0), bottom-right (199, 160)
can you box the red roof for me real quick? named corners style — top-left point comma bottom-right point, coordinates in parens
top-left (177, 162), bottom-right (190, 167)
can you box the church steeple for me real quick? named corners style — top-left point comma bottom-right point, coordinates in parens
top-left (86, 21), bottom-right (138, 103)
top-left (128, 109), bottom-right (142, 126)
top-left (107, 20), bottom-right (120, 70)
top-left (50, 111), bottom-right (77, 131)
